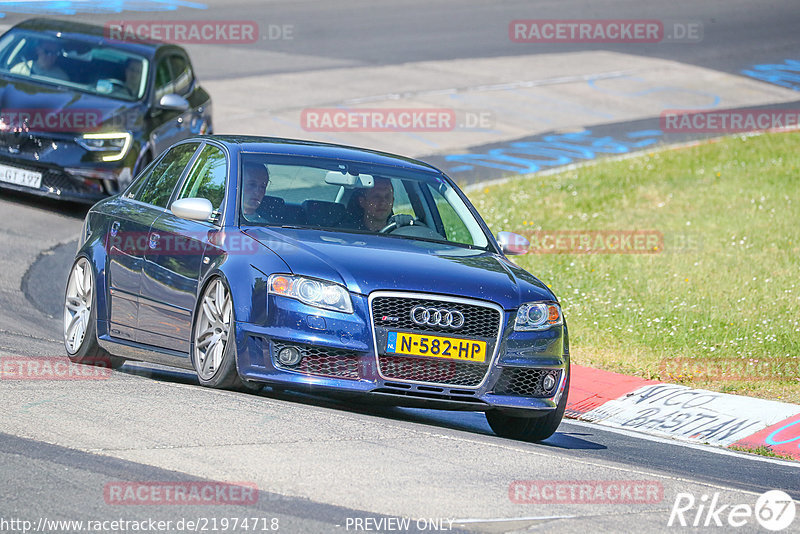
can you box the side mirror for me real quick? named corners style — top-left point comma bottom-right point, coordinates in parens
top-left (496, 231), bottom-right (530, 255)
top-left (172, 197), bottom-right (213, 222)
top-left (157, 93), bottom-right (190, 112)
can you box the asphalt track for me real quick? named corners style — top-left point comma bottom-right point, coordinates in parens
top-left (1, 1), bottom-right (799, 533)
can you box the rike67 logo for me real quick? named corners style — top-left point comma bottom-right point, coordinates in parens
top-left (668, 490), bottom-right (796, 531)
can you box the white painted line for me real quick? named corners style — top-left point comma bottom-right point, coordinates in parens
top-left (122, 362), bottom-right (800, 470)
top-left (452, 514), bottom-right (578, 523)
top-left (565, 419), bottom-right (800, 469)
top-left (450, 508), bottom-right (675, 526)
top-left (420, 432), bottom-right (776, 497)
top-left (344, 70), bottom-right (637, 105)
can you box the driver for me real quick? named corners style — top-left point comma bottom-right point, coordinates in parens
top-left (347, 177), bottom-right (394, 232)
top-left (240, 162), bottom-right (270, 221)
top-left (123, 58), bottom-right (143, 97)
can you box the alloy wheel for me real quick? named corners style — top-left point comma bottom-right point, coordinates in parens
top-left (194, 278), bottom-right (233, 380)
top-left (64, 257), bottom-right (93, 354)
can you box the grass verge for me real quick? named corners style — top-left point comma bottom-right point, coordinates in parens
top-left (468, 131), bottom-right (800, 403)
top-left (728, 445), bottom-right (797, 461)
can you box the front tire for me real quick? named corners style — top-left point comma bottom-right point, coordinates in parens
top-left (486, 370), bottom-right (570, 442)
top-left (63, 257), bottom-right (125, 369)
top-left (191, 277), bottom-right (258, 391)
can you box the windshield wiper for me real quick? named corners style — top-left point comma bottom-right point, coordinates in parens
top-left (380, 232), bottom-right (486, 251)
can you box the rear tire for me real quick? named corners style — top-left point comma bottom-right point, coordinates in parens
top-left (486, 369), bottom-right (569, 442)
top-left (63, 257), bottom-right (125, 369)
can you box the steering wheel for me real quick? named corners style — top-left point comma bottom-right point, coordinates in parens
top-left (105, 78), bottom-right (134, 96)
top-left (379, 213), bottom-right (423, 233)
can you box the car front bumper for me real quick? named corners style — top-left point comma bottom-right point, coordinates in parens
top-left (0, 140), bottom-right (136, 203)
top-left (235, 292), bottom-right (569, 414)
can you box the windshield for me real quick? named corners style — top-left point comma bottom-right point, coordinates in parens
top-left (239, 154), bottom-right (490, 250)
top-left (0, 29), bottom-right (149, 101)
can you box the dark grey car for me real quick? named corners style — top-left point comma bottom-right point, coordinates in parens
top-left (0, 18), bottom-right (212, 202)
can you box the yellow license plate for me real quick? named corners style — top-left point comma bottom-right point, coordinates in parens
top-left (386, 332), bottom-right (487, 363)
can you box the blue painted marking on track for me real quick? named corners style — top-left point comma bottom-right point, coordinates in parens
top-left (442, 128), bottom-right (663, 174)
top-left (625, 129), bottom-right (662, 138)
top-left (742, 59), bottom-right (800, 91)
top-left (765, 419), bottom-right (800, 447)
top-left (0, 0), bottom-right (206, 17)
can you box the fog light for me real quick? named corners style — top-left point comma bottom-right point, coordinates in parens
top-left (277, 346), bottom-right (302, 366)
top-left (542, 373), bottom-right (557, 393)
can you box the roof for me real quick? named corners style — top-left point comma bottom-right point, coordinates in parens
top-left (205, 135), bottom-right (442, 174)
top-left (11, 18), bottom-right (167, 57)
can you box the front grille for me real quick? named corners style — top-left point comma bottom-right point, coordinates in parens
top-left (372, 296), bottom-right (499, 338)
top-left (378, 355), bottom-right (488, 386)
top-left (492, 368), bottom-right (561, 397)
top-left (0, 157), bottom-right (93, 194)
top-left (0, 131), bottom-right (49, 153)
top-left (272, 342), bottom-right (360, 379)
top-left (42, 168), bottom-right (87, 193)
top-left (371, 294), bottom-right (503, 387)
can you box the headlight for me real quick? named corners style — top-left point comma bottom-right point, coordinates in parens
top-left (77, 132), bottom-right (132, 162)
top-left (268, 274), bottom-right (353, 313)
top-left (514, 302), bottom-right (562, 331)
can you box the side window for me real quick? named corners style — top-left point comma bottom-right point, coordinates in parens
top-left (175, 144), bottom-right (227, 219)
top-left (124, 158), bottom-right (157, 199)
top-left (136, 143), bottom-right (200, 208)
top-left (425, 183), bottom-right (474, 246)
top-left (154, 57), bottom-right (173, 100)
top-left (168, 54), bottom-right (193, 95)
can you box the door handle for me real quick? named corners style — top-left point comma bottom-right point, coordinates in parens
top-left (149, 233), bottom-right (160, 249)
top-left (110, 221), bottom-right (120, 236)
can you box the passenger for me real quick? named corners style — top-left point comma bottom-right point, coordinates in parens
top-left (240, 162), bottom-right (270, 221)
top-left (123, 58), bottom-right (143, 97)
top-left (347, 177), bottom-right (395, 232)
top-left (11, 39), bottom-right (68, 79)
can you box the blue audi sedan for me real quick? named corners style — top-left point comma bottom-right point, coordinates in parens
top-left (0, 18), bottom-right (212, 202)
top-left (65, 136), bottom-right (569, 441)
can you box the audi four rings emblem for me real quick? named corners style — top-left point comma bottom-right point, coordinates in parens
top-left (410, 306), bottom-right (465, 328)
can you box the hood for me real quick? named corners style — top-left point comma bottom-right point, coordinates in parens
top-left (243, 227), bottom-right (555, 309)
top-left (0, 76), bottom-right (140, 133)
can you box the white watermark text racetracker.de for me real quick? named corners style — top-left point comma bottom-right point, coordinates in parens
top-left (0, 517), bottom-right (279, 533)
